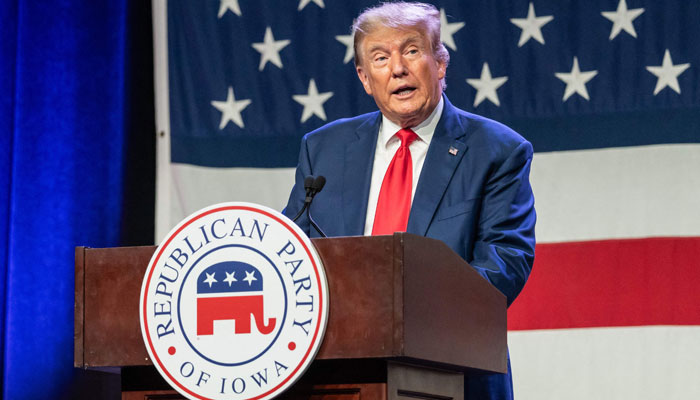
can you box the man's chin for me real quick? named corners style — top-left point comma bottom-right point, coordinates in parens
top-left (394, 108), bottom-right (430, 128)
top-left (396, 115), bottom-right (423, 128)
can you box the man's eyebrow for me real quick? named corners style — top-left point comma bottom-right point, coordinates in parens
top-left (402, 36), bottom-right (422, 46)
top-left (366, 43), bottom-right (388, 54)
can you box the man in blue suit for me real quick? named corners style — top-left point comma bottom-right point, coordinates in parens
top-left (284, 2), bottom-right (535, 399)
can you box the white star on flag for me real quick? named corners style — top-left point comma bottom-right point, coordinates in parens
top-left (510, 2), bottom-right (554, 47)
top-left (601, 0), bottom-right (645, 40)
top-left (646, 49), bottom-right (690, 95)
top-left (217, 0), bottom-right (241, 18)
top-left (555, 57), bottom-right (598, 101)
top-left (466, 62), bottom-right (508, 107)
top-left (298, 0), bottom-right (324, 11)
top-left (203, 272), bottom-right (217, 288)
top-left (243, 271), bottom-right (257, 286)
top-left (335, 34), bottom-right (354, 64)
top-left (440, 8), bottom-right (465, 51)
top-left (293, 79), bottom-right (334, 123)
top-left (211, 87), bottom-right (251, 129)
top-left (223, 271), bottom-right (237, 286)
top-left (252, 27), bottom-right (291, 71)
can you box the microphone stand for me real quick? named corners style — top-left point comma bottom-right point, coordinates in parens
top-left (308, 208), bottom-right (327, 238)
top-left (291, 176), bottom-right (327, 238)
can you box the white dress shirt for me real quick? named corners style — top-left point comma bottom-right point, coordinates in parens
top-left (363, 97), bottom-right (444, 235)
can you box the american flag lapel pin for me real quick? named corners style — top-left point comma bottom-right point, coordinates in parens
top-left (448, 146), bottom-right (459, 156)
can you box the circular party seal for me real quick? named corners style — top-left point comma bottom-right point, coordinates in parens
top-left (140, 202), bottom-right (329, 400)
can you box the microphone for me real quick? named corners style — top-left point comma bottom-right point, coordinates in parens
top-left (303, 176), bottom-right (315, 201)
top-left (311, 176), bottom-right (325, 194)
top-left (292, 176), bottom-right (316, 222)
top-left (292, 176), bottom-right (328, 238)
top-left (307, 176), bottom-right (327, 238)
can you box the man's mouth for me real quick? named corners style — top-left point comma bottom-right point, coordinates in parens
top-left (393, 86), bottom-right (416, 96)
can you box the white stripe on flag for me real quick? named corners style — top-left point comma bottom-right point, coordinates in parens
top-left (165, 164), bottom-right (295, 237)
top-left (509, 326), bottom-right (700, 400)
top-left (531, 144), bottom-right (700, 243)
top-left (162, 143), bottom-right (700, 242)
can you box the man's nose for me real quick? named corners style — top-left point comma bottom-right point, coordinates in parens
top-left (390, 54), bottom-right (408, 77)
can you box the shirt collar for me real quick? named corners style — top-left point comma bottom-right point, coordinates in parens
top-left (379, 96), bottom-right (444, 148)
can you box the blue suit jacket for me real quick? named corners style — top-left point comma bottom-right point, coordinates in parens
top-left (284, 96), bottom-right (536, 399)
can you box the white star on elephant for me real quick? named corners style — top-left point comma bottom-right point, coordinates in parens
top-left (203, 272), bottom-right (217, 288)
top-left (243, 271), bottom-right (257, 286)
top-left (223, 271), bottom-right (237, 286)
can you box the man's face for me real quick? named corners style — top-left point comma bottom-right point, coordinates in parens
top-left (356, 25), bottom-right (446, 128)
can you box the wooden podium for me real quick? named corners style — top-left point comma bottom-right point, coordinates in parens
top-left (75, 233), bottom-right (506, 399)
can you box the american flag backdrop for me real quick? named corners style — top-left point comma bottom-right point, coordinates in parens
top-left (153, 1), bottom-right (700, 398)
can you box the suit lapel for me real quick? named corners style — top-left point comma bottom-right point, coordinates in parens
top-left (342, 113), bottom-right (381, 236)
top-left (407, 97), bottom-right (469, 236)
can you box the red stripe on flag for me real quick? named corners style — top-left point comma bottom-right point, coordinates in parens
top-left (508, 237), bottom-right (700, 330)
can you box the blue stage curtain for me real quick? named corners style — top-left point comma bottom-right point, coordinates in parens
top-left (1, 1), bottom-right (130, 397)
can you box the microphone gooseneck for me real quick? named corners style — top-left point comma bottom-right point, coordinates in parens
top-left (291, 175), bottom-right (327, 237)
top-left (307, 175), bottom-right (327, 237)
top-left (291, 175), bottom-right (314, 222)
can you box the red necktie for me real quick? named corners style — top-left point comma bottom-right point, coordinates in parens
top-left (372, 128), bottom-right (418, 235)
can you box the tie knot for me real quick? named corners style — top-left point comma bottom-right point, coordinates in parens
top-left (396, 128), bottom-right (418, 148)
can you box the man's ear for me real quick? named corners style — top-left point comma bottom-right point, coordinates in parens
top-left (356, 66), bottom-right (373, 96)
top-left (437, 59), bottom-right (446, 81)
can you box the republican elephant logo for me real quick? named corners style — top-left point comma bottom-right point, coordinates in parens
top-left (196, 261), bottom-right (276, 336)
